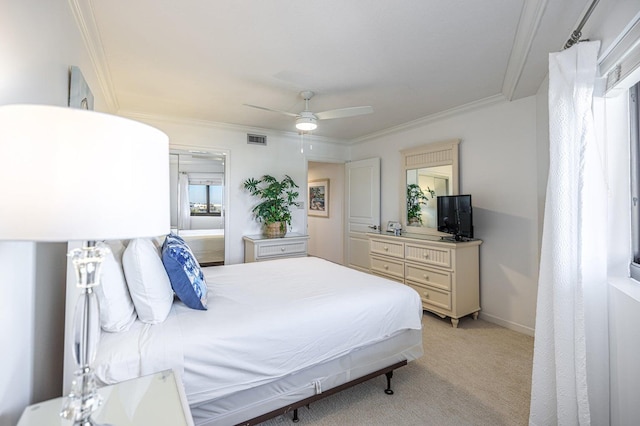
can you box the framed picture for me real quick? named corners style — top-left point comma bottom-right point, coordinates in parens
top-left (308, 179), bottom-right (329, 218)
top-left (68, 66), bottom-right (94, 110)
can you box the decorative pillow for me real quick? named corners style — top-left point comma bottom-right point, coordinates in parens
top-left (165, 233), bottom-right (185, 244)
top-left (161, 235), bottom-right (208, 310)
top-left (122, 238), bottom-right (174, 324)
top-left (95, 240), bottom-right (137, 332)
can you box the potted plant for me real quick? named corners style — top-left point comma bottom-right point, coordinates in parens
top-left (407, 184), bottom-right (434, 226)
top-left (243, 174), bottom-right (300, 237)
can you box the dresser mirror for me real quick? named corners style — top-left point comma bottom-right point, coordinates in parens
top-left (400, 139), bottom-right (460, 235)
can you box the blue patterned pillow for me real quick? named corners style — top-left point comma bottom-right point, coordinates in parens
top-left (165, 233), bottom-right (185, 245)
top-left (161, 236), bottom-right (208, 310)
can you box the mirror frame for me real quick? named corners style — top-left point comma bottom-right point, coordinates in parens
top-left (400, 139), bottom-right (460, 235)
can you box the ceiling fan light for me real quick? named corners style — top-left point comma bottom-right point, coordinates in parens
top-left (296, 117), bottom-right (317, 131)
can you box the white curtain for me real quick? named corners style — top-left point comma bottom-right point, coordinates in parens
top-left (178, 172), bottom-right (191, 230)
top-left (530, 41), bottom-right (610, 426)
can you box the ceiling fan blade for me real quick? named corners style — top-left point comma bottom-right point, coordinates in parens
top-left (315, 106), bottom-right (373, 120)
top-left (243, 104), bottom-right (299, 118)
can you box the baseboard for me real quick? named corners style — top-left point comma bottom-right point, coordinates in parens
top-left (479, 312), bottom-right (535, 336)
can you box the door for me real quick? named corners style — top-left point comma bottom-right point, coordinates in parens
top-left (345, 158), bottom-right (380, 271)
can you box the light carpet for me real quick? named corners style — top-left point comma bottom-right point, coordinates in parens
top-left (260, 312), bottom-right (534, 426)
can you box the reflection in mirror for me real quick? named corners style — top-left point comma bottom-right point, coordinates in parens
top-left (169, 150), bottom-right (227, 265)
top-left (406, 165), bottom-right (452, 228)
top-left (401, 140), bottom-right (459, 235)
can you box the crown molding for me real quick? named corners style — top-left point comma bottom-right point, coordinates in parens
top-left (349, 94), bottom-right (508, 145)
top-left (501, 0), bottom-right (549, 101)
top-left (67, 0), bottom-right (119, 112)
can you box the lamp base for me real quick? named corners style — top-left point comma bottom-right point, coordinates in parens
top-left (60, 367), bottom-right (103, 425)
top-left (60, 241), bottom-right (109, 425)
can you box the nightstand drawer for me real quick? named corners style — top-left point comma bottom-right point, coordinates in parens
top-left (370, 239), bottom-right (404, 259)
top-left (405, 243), bottom-right (451, 268)
top-left (405, 263), bottom-right (451, 290)
top-left (406, 281), bottom-right (451, 311)
top-left (257, 241), bottom-right (307, 258)
top-left (370, 256), bottom-right (404, 279)
top-left (243, 233), bottom-right (309, 262)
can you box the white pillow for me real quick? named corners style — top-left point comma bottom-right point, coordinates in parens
top-left (122, 238), bottom-right (174, 324)
top-left (95, 240), bottom-right (137, 332)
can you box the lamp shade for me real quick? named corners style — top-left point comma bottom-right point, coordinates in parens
top-left (0, 104), bottom-right (170, 241)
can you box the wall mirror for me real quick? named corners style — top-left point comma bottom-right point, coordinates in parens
top-left (169, 149), bottom-right (227, 265)
top-left (400, 139), bottom-right (459, 235)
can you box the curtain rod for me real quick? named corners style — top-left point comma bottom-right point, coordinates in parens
top-left (564, 0), bottom-right (601, 49)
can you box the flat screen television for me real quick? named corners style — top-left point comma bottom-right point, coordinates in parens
top-left (437, 195), bottom-right (473, 240)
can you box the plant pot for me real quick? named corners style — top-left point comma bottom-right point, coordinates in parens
top-left (264, 221), bottom-right (287, 238)
top-left (408, 217), bottom-right (421, 226)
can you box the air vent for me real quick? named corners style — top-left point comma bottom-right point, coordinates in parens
top-left (247, 133), bottom-right (267, 146)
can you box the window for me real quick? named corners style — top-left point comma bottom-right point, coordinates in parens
top-left (189, 184), bottom-right (223, 216)
top-left (630, 82), bottom-right (640, 280)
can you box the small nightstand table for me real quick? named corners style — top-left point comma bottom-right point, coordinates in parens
top-left (243, 232), bottom-right (309, 262)
top-left (18, 369), bottom-right (193, 426)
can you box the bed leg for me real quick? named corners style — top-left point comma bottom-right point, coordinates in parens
top-left (384, 371), bottom-right (394, 395)
top-left (292, 408), bottom-right (299, 423)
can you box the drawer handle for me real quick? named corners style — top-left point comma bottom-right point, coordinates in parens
top-left (383, 246), bottom-right (389, 251)
top-left (423, 253), bottom-right (429, 258)
top-left (384, 264), bottom-right (389, 270)
top-left (423, 274), bottom-right (429, 281)
top-left (281, 247), bottom-right (286, 252)
top-left (424, 292), bottom-right (429, 299)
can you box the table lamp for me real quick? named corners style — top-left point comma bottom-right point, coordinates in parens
top-left (0, 104), bottom-right (170, 425)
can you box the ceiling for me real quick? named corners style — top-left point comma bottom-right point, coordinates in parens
top-left (76, 0), bottom-right (591, 142)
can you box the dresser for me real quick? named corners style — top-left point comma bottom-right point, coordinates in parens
top-left (368, 232), bottom-right (481, 327)
top-left (243, 232), bottom-right (309, 262)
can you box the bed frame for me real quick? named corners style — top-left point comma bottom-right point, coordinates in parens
top-left (238, 360), bottom-right (407, 425)
top-left (191, 326), bottom-right (422, 426)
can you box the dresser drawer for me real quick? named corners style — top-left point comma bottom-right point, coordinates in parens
top-left (370, 239), bottom-right (404, 259)
top-left (256, 241), bottom-right (307, 258)
top-left (405, 243), bottom-right (451, 268)
top-left (370, 256), bottom-right (404, 279)
top-left (406, 282), bottom-right (452, 311)
top-left (405, 263), bottom-right (451, 291)
top-left (371, 271), bottom-right (404, 284)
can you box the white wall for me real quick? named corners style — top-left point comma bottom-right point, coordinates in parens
top-left (125, 116), bottom-right (350, 264)
top-left (0, 0), bottom-right (107, 424)
top-left (307, 161), bottom-right (345, 264)
top-left (350, 97), bottom-right (540, 334)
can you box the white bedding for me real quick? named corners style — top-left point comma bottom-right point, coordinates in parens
top-left (95, 257), bottom-right (423, 406)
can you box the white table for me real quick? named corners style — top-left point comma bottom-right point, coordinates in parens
top-left (18, 370), bottom-right (193, 426)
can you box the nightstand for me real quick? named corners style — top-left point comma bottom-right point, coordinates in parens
top-left (243, 232), bottom-right (309, 262)
top-left (18, 369), bottom-right (193, 426)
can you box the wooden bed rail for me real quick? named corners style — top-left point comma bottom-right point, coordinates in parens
top-left (235, 360), bottom-right (408, 425)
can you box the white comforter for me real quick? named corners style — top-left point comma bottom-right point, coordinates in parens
top-left (95, 257), bottom-right (423, 405)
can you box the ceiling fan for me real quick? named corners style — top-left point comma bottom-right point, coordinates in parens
top-left (244, 91), bottom-right (373, 132)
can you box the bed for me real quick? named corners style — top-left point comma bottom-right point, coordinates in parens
top-left (66, 244), bottom-right (423, 426)
top-left (172, 229), bottom-right (225, 265)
